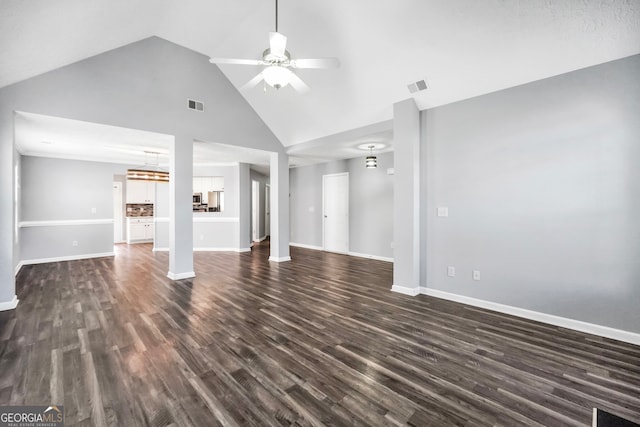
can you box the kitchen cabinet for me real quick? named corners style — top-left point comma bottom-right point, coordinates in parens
top-left (126, 180), bottom-right (155, 204)
top-left (127, 217), bottom-right (154, 243)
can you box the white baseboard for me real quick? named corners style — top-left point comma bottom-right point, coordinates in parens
top-left (0, 295), bottom-right (19, 311)
top-left (422, 288), bottom-right (640, 346)
top-left (14, 261), bottom-right (24, 276)
top-left (290, 242), bottom-right (323, 251)
top-left (21, 252), bottom-right (115, 266)
top-left (253, 235), bottom-right (267, 243)
top-left (166, 271), bottom-right (196, 280)
top-left (269, 256), bottom-right (292, 262)
top-left (348, 251), bottom-right (393, 263)
top-left (390, 285), bottom-right (421, 296)
top-left (154, 247), bottom-right (251, 253)
top-left (290, 242), bottom-right (393, 262)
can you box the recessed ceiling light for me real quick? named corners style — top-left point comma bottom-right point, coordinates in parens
top-left (357, 143), bottom-right (385, 150)
top-left (41, 140), bottom-right (53, 144)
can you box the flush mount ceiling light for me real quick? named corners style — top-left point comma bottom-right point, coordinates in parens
top-left (127, 151), bottom-right (169, 183)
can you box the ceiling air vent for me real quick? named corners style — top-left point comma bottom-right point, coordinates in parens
top-left (187, 99), bottom-right (205, 112)
top-left (407, 79), bottom-right (428, 94)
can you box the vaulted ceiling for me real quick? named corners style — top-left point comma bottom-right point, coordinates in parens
top-left (2, 0), bottom-right (640, 153)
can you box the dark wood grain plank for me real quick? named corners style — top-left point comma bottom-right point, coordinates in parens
top-left (0, 241), bottom-right (637, 426)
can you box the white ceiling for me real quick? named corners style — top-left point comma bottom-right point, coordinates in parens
top-left (3, 0), bottom-right (640, 165)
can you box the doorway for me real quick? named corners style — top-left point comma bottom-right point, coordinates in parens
top-left (265, 184), bottom-right (270, 237)
top-left (322, 172), bottom-right (349, 253)
top-left (252, 180), bottom-right (260, 242)
top-left (113, 181), bottom-right (124, 243)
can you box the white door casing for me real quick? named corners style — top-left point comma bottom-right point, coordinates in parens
top-left (113, 181), bottom-right (124, 243)
top-left (265, 184), bottom-right (271, 237)
top-left (323, 172), bottom-right (349, 253)
top-left (252, 180), bottom-right (260, 242)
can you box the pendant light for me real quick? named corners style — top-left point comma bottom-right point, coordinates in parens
top-left (365, 145), bottom-right (377, 169)
top-left (127, 151), bottom-right (169, 183)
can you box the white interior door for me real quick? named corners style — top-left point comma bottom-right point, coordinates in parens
top-left (265, 184), bottom-right (271, 237)
top-left (252, 180), bottom-right (260, 242)
top-left (113, 182), bottom-right (124, 243)
top-left (323, 173), bottom-right (349, 253)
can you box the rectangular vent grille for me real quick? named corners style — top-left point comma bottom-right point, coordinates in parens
top-left (187, 99), bottom-right (205, 112)
top-left (407, 79), bottom-right (428, 94)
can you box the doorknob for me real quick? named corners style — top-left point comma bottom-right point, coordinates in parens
top-left (324, 215), bottom-right (327, 218)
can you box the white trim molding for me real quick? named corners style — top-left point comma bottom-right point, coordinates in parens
top-left (348, 251), bottom-right (393, 263)
top-left (0, 295), bottom-right (19, 311)
top-left (19, 219), bottom-right (114, 227)
top-left (21, 252), bottom-right (115, 266)
top-left (290, 242), bottom-right (323, 251)
top-left (290, 242), bottom-right (393, 263)
top-left (422, 288), bottom-right (640, 347)
top-left (155, 216), bottom-right (240, 223)
top-left (194, 216), bottom-right (239, 223)
top-left (14, 261), bottom-right (24, 276)
top-left (167, 271), bottom-right (196, 280)
top-left (391, 285), bottom-right (421, 296)
top-left (269, 256), bottom-right (292, 262)
top-left (155, 247), bottom-right (250, 253)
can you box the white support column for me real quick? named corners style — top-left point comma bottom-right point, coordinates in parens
top-left (238, 163), bottom-right (251, 251)
top-left (391, 98), bottom-right (422, 295)
top-left (0, 111), bottom-right (18, 310)
top-left (269, 151), bottom-right (291, 262)
top-left (167, 136), bottom-right (195, 280)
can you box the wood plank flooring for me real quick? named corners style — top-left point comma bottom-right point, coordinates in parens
top-left (1, 241), bottom-right (639, 426)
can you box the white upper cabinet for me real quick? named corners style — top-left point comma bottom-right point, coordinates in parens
top-left (126, 180), bottom-right (156, 204)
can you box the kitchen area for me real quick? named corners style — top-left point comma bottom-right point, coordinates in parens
top-left (192, 176), bottom-right (224, 212)
top-left (125, 175), bottom-right (225, 244)
top-left (125, 178), bottom-right (156, 244)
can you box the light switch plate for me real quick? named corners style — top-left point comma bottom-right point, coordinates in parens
top-left (447, 266), bottom-right (455, 277)
top-left (437, 207), bottom-right (449, 217)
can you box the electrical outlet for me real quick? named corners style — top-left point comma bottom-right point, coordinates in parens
top-left (437, 207), bottom-right (449, 217)
top-left (199, 234), bottom-right (204, 241)
top-left (473, 270), bottom-right (481, 281)
top-left (447, 266), bottom-right (455, 277)
top-left (91, 207), bottom-right (97, 214)
top-left (72, 240), bottom-right (78, 247)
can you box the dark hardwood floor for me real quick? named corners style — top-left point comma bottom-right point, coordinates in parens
top-left (1, 241), bottom-right (639, 426)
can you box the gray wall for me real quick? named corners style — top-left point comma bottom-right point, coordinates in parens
top-left (289, 152), bottom-right (394, 259)
top-left (423, 54), bottom-right (640, 333)
top-left (20, 156), bottom-right (131, 261)
top-left (0, 36), bottom-right (286, 304)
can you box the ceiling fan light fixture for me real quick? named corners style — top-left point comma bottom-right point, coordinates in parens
top-left (262, 65), bottom-right (292, 89)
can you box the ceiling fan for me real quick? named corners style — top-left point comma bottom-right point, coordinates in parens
top-left (209, 0), bottom-right (339, 94)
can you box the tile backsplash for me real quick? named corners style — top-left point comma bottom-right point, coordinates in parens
top-left (126, 203), bottom-right (154, 217)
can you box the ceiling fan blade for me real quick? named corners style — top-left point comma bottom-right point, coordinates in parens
top-left (209, 58), bottom-right (264, 66)
top-left (269, 32), bottom-right (288, 57)
top-left (290, 58), bottom-right (340, 69)
top-left (288, 72), bottom-right (310, 94)
top-left (240, 73), bottom-right (265, 91)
